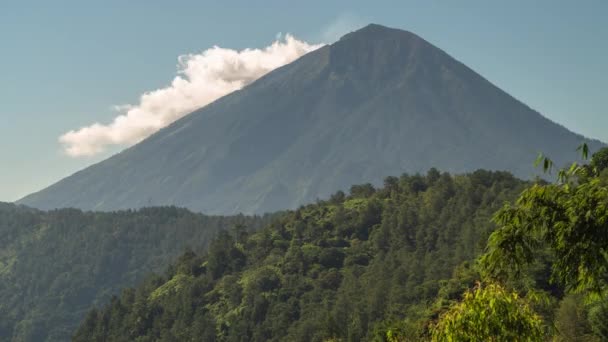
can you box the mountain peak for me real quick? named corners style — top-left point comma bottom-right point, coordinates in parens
top-left (324, 24), bottom-right (433, 84)
top-left (19, 24), bottom-right (605, 214)
top-left (355, 23), bottom-right (413, 34)
top-left (339, 23), bottom-right (421, 43)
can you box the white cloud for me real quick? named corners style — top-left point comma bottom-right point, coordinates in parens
top-left (60, 35), bottom-right (323, 157)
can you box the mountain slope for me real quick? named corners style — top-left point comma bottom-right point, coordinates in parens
top-left (72, 170), bottom-right (529, 341)
top-left (0, 203), bottom-right (269, 341)
top-left (19, 24), bottom-right (604, 214)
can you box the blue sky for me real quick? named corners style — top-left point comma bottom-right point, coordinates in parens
top-left (1, 0), bottom-right (607, 201)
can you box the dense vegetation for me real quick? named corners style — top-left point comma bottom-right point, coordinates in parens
top-left (6, 148), bottom-right (607, 341)
top-left (74, 148), bottom-right (608, 341)
top-left (472, 146), bottom-right (608, 341)
top-left (411, 146), bottom-right (608, 341)
top-left (0, 205), bottom-right (270, 341)
top-left (73, 169), bottom-right (529, 341)
top-left (430, 282), bottom-right (544, 341)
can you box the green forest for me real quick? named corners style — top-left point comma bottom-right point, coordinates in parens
top-left (3, 148), bottom-right (607, 341)
top-left (77, 168), bottom-right (518, 341)
top-left (73, 148), bottom-right (608, 341)
top-left (0, 205), bottom-right (272, 341)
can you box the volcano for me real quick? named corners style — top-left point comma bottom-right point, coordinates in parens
top-left (19, 24), bottom-right (604, 213)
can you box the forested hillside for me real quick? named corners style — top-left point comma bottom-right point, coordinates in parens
top-left (0, 205), bottom-right (271, 341)
top-left (73, 170), bottom-right (528, 341)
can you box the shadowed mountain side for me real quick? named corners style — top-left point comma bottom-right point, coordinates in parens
top-left (19, 24), bottom-right (604, 214)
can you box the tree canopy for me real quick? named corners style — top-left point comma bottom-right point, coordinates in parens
top-left (73, 170), bottom-right (526, 341)
top-left (0, 205), bottom-right (270, 341)
top-left (482, 146), bottom-right (608, 293)
top-left (431, 282), bottom-right (544, 342)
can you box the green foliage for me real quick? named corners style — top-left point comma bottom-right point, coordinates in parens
top-left (477, 146), bottom-right (608, 341)
top-left (149, 274), bottom-right (195, 302)
top-left (0, 204), bottom-right (269, 342)
top-left (482, 147), bottom-right (608, 293)
top-left (553, 294), bottom-right (598, 341)
top-left (431, 282), bottom-right (544, 341)
top-left (587, 298), bottom-right (608, 340)
top-left (73, 170), bottom-right (527, 341)
top-left (591, 147), bottom-right (608, 173)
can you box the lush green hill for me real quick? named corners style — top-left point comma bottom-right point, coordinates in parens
top-left (19, 24), bottom-right (604, 214)
top-left (73, 170), bottom-right (528, 341)
top-left (0, 204), bottom-right (270, 341)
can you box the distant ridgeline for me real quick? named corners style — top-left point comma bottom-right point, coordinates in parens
top-left (72, 170), bottom-right (530, 341)
top-left (0, 204), bottom-right (272, 342)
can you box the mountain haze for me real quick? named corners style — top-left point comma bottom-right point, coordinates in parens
top-left (19, 24), bottom-right (604, 214)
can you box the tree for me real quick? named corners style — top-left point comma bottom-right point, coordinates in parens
top-left (329, 190), bottom-right (346, 204)
top-left (482, 146), bottom-right (608, 294)
top-left (431, 282), bottom-right (544, 341)
top-left (349, 183), bottom-right (375, 198)
top-left (587, 299), bottom-right (608, 340)
top-left (590, 147), bottom-right (608, 173)
top-left (71, 171), bottom-right (529, 341)
top-left (553, 294), bottom-right (597, 341)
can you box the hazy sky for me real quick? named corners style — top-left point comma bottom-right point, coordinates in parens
top-left (1, 0), bottom-right (607, 202)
